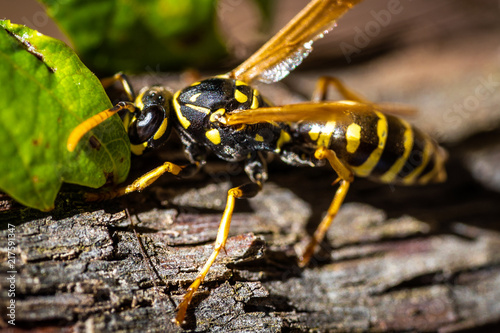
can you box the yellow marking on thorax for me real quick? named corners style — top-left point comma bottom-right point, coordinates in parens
top-left (206, 128), bottom-right (221, 145)
top-left (251, 94), bottom-right (260, 109)
top-left (189, 92), bottom-right (202, 102)
top-left (351, 111), bottom-right (388, 177)
top-left (380, 119), bottom-right (413, 183)
top-left (235, 80), bottom-right (247, 86)
top-left (255, 134), bottom-right (264, 142)
top-left (345, 123), bottom-right (361, 154)
top-left (318, 121), bottom-right (336, 147)
top-left (210, 108), bottom-right (226, 123)
top-left (402, 138), bottom-right (432, 185)
top-left (275, 130), bottom-right (291, 153)
top-left (185, 103), bottom-right (211, 114)
top-left (234, 89), bottom-right (248, 104)
top-left (308, 126), bottom-right (320, 141)
top-left (173, 90), bottom-right (191, 129)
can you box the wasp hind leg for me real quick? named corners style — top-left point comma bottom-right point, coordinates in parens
top-left (297, 77), bottom-right (358, 267)
top-left (299, 146), bottom-right (354, 267)
top-left (313, 76), bottom-right (418, 117)
top-left (312, 76), bottom-right (369, 103)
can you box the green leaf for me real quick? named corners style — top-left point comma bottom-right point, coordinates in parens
top-left (0, 20), bottom-right (130, 211)
top-left (38, 0), bottom-right (227, 75)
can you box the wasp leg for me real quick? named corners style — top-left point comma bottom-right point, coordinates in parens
top-left (313, 76), bottom-right (418, 116)
top-left (299, 146), bottom-right (353, 267)
top-left (312, 76), bottom-right (369, 103)
top-left (174, 182), bottom-right (262, 325)
top-left (84, 162), bottom-right (200, 201)
top-left (67, 101), bottom-right (136, 152)
top-left (100, 72), bottom-right (136, 101)
top-left (175, 155), bottom-right (265, 325)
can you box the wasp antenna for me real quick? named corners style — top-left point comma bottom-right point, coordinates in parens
top-left (67, 102), bottom-right (135, 152)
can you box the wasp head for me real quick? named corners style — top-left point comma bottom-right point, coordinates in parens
top-left (128, 86), bottom-right (174, 155)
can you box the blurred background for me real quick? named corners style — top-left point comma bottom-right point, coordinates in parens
top-left (3, 0), bottom-right (499, 74)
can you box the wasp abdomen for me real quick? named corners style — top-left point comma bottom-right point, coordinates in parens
top-left (298, 110), bottom-right (446, 185)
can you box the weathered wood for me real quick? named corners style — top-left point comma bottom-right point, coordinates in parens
top-left (2, 0), bottom-right (500, 331)
top-left (2, 164), bottom-right (500, 332)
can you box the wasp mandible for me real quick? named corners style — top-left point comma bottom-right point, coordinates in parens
top-left (67, 0), bottom-right (447, 325)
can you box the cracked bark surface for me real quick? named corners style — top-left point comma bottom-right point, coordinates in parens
top-left (2, 0), bottom-right (500, 331)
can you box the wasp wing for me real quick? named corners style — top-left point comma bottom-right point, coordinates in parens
top-left (223, 101), bottom-right (368, 125)
top-left (228, 0), bottom-right (364, 84)
top-left (223, 101), bottom-right (416, 125)
top-left (374, 102), bottom-right (418, 117)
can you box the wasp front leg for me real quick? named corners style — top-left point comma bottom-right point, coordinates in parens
top-left (84, 161), bottom-right (200, 201)
top-left (100, 72), bottom-right (136, 101)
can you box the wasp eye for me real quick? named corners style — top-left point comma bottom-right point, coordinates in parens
top-left (129, 105), bottom-right (166, 145)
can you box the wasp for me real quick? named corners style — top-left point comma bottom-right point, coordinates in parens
top-left (67, 0), bottom-right (447, 325)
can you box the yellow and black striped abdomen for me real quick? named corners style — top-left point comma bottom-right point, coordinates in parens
top-left (300, 110), bottom-right (447, 185)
